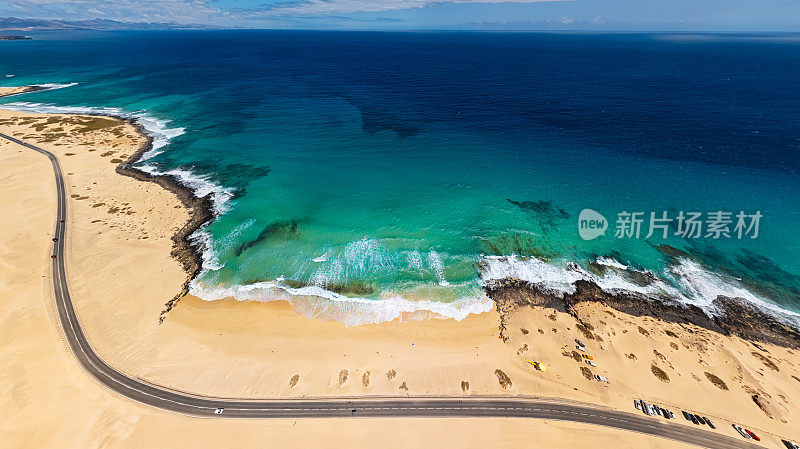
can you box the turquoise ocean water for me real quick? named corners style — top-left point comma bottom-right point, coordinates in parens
top-left (2, 31), bottom-right (799, 326)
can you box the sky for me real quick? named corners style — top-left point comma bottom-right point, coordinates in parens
top-left (2, 0), bottom-right (800, 30)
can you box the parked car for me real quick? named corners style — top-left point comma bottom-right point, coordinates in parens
top-left (634, 400), bottom-right (641, 411)
top-left (667, 410), bottom-right (675, 419)
top-left (581, 354), bottom-right (594, 360)
top-left (782, 439), bottom-right (800, 449)
top-left (682, 411), bottom-right (691, 420)
top-left (745, 430), bottom-right (760, 441)
top-left (694, 414), bottom-right (706, 425)
top-left (732, 424), bottom-right (751, 439)
top-left (689, 414), bottom-right (699, 425)
top-left (585, 360), bottom-right (597, 367)
top-left (593, 374), bottom-right (608, 382)
top-left (703, 417), bottom-right (715, 429)
top-left (214, 408), bottom-right (224, 414)
top-left (576, 345), bottom-right (586, 352)
top-left (575, 339), bottom-right (586, 347)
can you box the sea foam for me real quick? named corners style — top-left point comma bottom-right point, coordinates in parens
top-left (0, 101), bottom-right (185, 159)
top-left (190, 279), bottom-right (493, 326)
top-left (1, 100), bottom-right (236, 269)
top-left (479, 254), bottom-right (800, 329)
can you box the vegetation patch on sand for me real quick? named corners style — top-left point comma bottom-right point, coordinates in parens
top-left (752, 351), bottom-right (780, 371)
top-left (704, 372), bottom-right (728, 390)
top-left (289, 374), bottom-right (299, 388)
top-left (651, 364), bottom-right (670, 383)
top-left (494, 369), bottom-right (512, 389)
top-left (580, 366), bottom-right (593, 380)
top-left (338, 370), bottom-right (348, 385)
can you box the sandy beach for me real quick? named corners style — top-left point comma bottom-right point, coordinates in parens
top-left (1, 98), bottom-right (799, 448)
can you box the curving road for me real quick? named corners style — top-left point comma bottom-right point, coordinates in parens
top-left (1, 131), bottom-right (763, 449)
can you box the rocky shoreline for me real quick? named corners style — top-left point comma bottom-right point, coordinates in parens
top-left (485, 278), bottom-right (800, 349)
top-left (114, 120), bottom-right (214, 323)
top-left (0, 87), bottom-right (214, 321)
top-left (0, 85), bottom-right (46, 97)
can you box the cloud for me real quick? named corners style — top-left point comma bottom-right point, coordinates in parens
top-left (2, 0), bottom-right (570, 23)
top-left (246, 0), bottom-right (568, 17)
top-left (3, 0), bottom-right (222, 23)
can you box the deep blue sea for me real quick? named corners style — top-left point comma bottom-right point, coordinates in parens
top-left (2, 31), bottom-right (799, 325)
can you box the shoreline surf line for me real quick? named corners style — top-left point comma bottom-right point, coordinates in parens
top-left (4, 87), bottom-right (800, 339)
top-left (0, 90), bottom-right (222, 321)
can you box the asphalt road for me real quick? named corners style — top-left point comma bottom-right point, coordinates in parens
top-left (2, 131), bottom-right (764, 449)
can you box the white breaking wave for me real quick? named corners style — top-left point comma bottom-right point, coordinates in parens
top-left (479, 254), bottom-right (800, 328)
top-left (35, 82), bottom-right (79, 91)
top-left (596, 256), bottom-right (629, 270)
top-left (427, 250), bottom-right (450, 286)
top-left (479, 255), bottom-right (586, 295)
top-left (136, 164), bottom-right (235, 216)
top-left (1, 100), bottom-right (238, 273)
top-left (670, 258), bottom-right (800, 326)
top-left (190, 279), bottom-right (493, 326)
top-left (0, 101), bottom-right (232, 216)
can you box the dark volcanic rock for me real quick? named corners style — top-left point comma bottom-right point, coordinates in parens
top-left (114, 120), bottom-right (216, 323)
top-left (484, 278), bottom-right (800, 349)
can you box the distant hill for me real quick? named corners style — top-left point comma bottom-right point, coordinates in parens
top-left (0, 17), bottom-right (216, 31)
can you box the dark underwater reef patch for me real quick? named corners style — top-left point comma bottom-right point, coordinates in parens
top-left (274, 279), bottom-right (376, 297)
top-left (234, 220), bottom-right (299, 257)
top-left (360, 110), bottom-right (421, 138)
top-left (198, 161), bottom-right (271, 190)
top-left (506, 199), bottom-right (570, 232)
top-left (478, 232), bottom-right (558, 261)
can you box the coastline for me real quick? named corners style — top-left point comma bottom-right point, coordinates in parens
top-left (2, 92), bottom-right (800, 443)
top-left (112, 121), bottom-right (214, 322)
top-left (0, 118), bottom-right (707, 449)
top-left (2, 86), bottom-right (799, 347)
top-left (1, 86), bottom-right (214, 321)
top-left (5, 84), bottom-right (800, 344)
top-left (487, 278), bottom-right (800, 349)
top-left (0, 85), bottom-right (46, 97)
